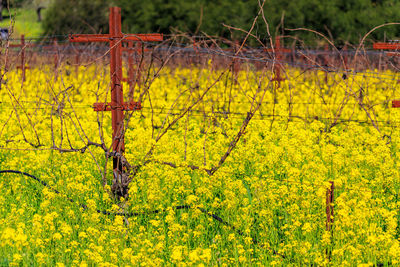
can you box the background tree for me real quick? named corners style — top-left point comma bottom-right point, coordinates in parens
top-left (42, 0), bottom-right (110, 35)
top-left (2, 0), bottom-right (25, 8)
top-left (116, 0), bottom-right (400, 45)
top-left (1, 0), bottom-right (27, 22)
top-left (261, 0), bottom-right (400, 44)
top-left (31, 0), bottom-right (53, 22)
top-left (40, 0), bottom-right (400, 44)
top-left (117, 0), bottom-right (257, 40)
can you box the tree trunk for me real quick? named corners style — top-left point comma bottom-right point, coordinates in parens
top-left (37, 7), bottom-right (43, 22)
top-left (0, 0), bottom-right (3, 22)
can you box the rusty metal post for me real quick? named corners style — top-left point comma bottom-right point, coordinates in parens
top-left (326, 181), bottom-right (334, 231)
top-left (109, 6), bottom-right (125, 171)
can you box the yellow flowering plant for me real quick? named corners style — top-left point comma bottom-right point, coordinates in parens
top-left (0, 54), bottom-right (399, 266)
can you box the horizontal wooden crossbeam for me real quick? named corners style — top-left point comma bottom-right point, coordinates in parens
top-left (93, 101), bottom-right (141, 111)
top-left (69, 34), bottom-right (163, 43)
top-left (373, 43), bottom-right (400, 50)
top-left (386, 52), bottom-right (400, 57)
top-left (392, 100), bottom-right (400, 108)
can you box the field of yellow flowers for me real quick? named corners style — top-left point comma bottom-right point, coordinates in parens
top-left (0, 63), bottom-right (399, 266)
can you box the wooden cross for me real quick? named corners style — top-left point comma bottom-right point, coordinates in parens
top-left (373, 42), bottom-right (400, 106)
top-left (373, 41), bottom-right (400, 70)
top-left (373, 41), bottom-right (400, 82)
top-left (40, 39), bottom-right (61, 77)
top-left (69, 6), bottom-right (163, 172)
top-left (122, 42), bottom-right (136, 97)
top-left (53, 39), bottom-right (60, 76)
top-left (373, 42), bottom-right (400, 51)
top-left (122, 42), bottom-right (151, 102)
top-left (265, 36), bottom-right (291, 88)
top-left (9, 34), bottom-right (31, 82)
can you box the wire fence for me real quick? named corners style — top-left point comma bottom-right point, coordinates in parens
top-left (1, 34), bottom-right (399, 240)
top-left (2, 33), bottom-right (400, 73)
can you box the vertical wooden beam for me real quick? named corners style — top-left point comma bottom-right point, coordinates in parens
top-left (21, 35), bottom-right (26, 82)
top-left (326, 181), bottom-right (334, 231)
top-left (325, 181), bottom-right (334, 260)
top-left (54, 39), bottom-right (59, 78)
top-left (126, 41), bottom-right (134, 102)
top-left (135, 42), bottom-right (143, 92)
top-left (324, 44), bottom-right (329, 84)
top-left (12, 34), bottom-right (30, 81)
top-left (233, 40), bottom-right (239, 84)
top-left (75, 46), bottom-right (80, 74)
top-left (109, 6), bottom-right (125, 170)
top-left (267, 36), bottom-right (290, 88)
